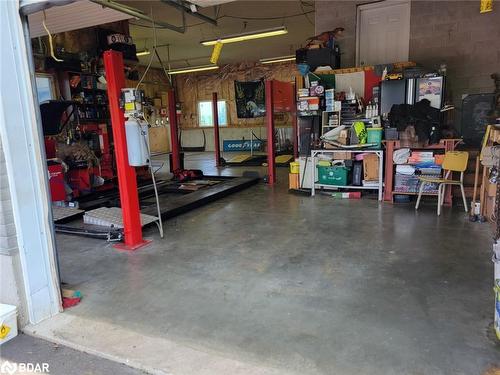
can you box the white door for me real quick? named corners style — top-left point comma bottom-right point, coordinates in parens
top-left (356, 1), bottom-right (411, 66)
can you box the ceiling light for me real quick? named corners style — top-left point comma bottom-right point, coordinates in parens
top-left (167, 65), bottom-right (219, 75)
top-left (260, 55), bottom-right (296, 64)
top-left (136, 49), bottom-right (151, 56)
top-left (200, 26), bottom-right (288, 46)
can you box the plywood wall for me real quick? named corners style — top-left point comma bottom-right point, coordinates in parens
top-left (175, 61), bottom-right (298, 129)
top-left (126, 73), bottom-right (171, 154)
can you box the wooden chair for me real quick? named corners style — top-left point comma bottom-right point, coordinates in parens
top-left (415, 151), bottom-right (469, 216)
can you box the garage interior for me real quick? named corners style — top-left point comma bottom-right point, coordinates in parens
top-left (1, 0), bottom-right (500, 374)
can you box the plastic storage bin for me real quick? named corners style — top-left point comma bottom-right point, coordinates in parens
top-left (0, 304), bottom-right (17, 345)
top-left (384, 127), bottom-right (398, 140)
top-left (367, 127), bottom-right (383, 148)
top-left (317, 166), bottom-right (350, 186)
top-left (289, 161), bottom-right (300, 174)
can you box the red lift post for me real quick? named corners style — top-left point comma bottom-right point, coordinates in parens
top-left (103, 50), bottom-right (149, 250)
top-left (212, 92), bottom-right (222, 167)
top-left (168, 89), bottom-right (181, 171)
top-left (292, 83), bottom-right (299, 159)
top-left (265, 80), bottom-right (276, 184)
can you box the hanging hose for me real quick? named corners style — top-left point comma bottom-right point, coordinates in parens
top-left (135, 8), bottom-right (157, 91)
top-left (42, 11), bottom-right (63, 62)
top-left (131, 116), bottom-right (164, 238)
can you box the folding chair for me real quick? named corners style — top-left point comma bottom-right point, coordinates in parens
top-left (415, 151), bottom-right (469, 216)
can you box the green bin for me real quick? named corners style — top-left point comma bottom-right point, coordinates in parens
top-left (317, 166), bottom-right (350, 186)
top-left (367, 127), bottom-right (383, 148)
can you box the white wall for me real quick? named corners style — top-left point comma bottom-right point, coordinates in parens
top-left (0, 0), bottom-right (61, 325)
top-left (0, 137), bottom-right (28, 327)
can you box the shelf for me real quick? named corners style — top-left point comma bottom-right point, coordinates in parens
top-left (79, 118), bottom-right (109, 123)
top-left (298, 112), bottom-right (320, 117)
top-left (314, 183), bottom-right (380, 190)
top-left (81, 87), bottom-right (107, 92)
top-left (312, 149), bottom-right (383, 153)
top-left (78, 103), bottom-right (108, 107)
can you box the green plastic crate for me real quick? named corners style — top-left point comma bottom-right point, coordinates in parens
top-left (317, 166), bottom-right (350, 186)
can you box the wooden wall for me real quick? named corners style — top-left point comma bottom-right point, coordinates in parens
top-left (174, 61), bottom-right (298, 129)
top-left (126, 71), bottom-right (171, 154)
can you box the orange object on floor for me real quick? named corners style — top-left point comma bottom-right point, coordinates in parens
top-left (289, 173), bottom-right (299, 189)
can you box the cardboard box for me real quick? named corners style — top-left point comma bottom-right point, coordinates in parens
top-left (485, 195), bottom-right (496, 222)
top-left (338, 136), bottom-right (348, 145)
top-left (297, 100), bottom-right (309, 111)
top-left (308, 97), bottom-right (320, 110)
top-left (489, 128), bottom-right (500, 143)
top-left (339, 129), bottom-right (349, 139)
top-left (298, 156), bottom-right (318, 189)
top-left (333, 151), bottom-right (352, 160)
top-left (488, 180), bottom-right (497, 197)
top-left (363, 154), bottom-right (379, 181)
top-left (297, 89), bottom-right (309, 97)
top-left (161, 92), bottom-right (169, 107)
top-left (309, 85), bottom-right (325, 97)
top-left (289, 173), bottom-right (299, 190)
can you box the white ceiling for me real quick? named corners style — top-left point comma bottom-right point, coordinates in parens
top-left (123, 0), bottom-right (315, 69)
top-left (28, 0), bottom-right (132, 38)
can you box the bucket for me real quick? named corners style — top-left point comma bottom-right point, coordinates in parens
top-left (290, 161), bottom-right (300, 174)
top-left (367, 127), bottom-right (383, 148)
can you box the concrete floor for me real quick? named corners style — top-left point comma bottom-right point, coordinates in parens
top-left (0, 334), bottom-right (146, 375)
top-left (26, 153), bottom-right (500, 374)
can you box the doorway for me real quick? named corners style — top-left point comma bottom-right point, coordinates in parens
top-left (356, 0), bottom-right (411, 66)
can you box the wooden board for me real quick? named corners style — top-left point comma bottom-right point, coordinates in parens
top-left (174, 61), bottom-right (297, 129)
top-left (149, 126), bottom-right (170, 154)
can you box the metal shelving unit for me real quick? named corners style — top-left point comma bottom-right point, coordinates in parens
top-left (310, 149), bottom-right (384, 201)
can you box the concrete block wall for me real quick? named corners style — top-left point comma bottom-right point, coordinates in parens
top-left (409, 1), bottom-right (500, 124)
top-left (0, 136), bottom-right (28, 327)
top-left (315, 1), bottom-right (367, 68)
top-left (315, 0), bottom-right (500, 131)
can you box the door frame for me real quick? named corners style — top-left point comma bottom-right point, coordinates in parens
top-left (355, 0), bottom-right (411, 66)
top-left (0, 0), bottom-right (62, 324)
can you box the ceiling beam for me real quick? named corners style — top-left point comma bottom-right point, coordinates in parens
top-left (160, 0), bottom-right (217, 26)
top-left (90, 0), bottom-right (186, 33)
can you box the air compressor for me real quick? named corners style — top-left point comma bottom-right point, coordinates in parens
top-left (120, 88), bottom-right (163, 238)
top-left (121, 88), bottom-right (150, 166)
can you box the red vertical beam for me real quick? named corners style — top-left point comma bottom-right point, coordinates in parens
top-left (292, 82), bottom-right (298, 159)
top-left (265, 80), bottom-right (276, 184)
top-left (383, 140), bottom-right (395, 202)
top-left (103, 50), bottom-right (148, 250)
top-left (212, 92), bottom-right (222, 167)
top-left (168, 89), bottom-right (181, 171)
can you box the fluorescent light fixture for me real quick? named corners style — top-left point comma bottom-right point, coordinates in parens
top-left (201, 26), bottom-right (288, 46)
top-left (260, 55), bottom-right (296, 64)
top-left (136, 49), bottom-right (150, 56)
top-left (167, 65), bottom-right (219, 75)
